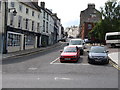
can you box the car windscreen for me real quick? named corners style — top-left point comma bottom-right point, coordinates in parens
top-left (69, 40), bottom-right (82, 45)
top-left (90, 47), bottom-right (105, 53)
top-left (64, 47), bottom-right (77, 52)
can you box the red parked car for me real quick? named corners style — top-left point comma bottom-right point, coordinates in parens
top-left (60, 46), bottom-right (80, 63)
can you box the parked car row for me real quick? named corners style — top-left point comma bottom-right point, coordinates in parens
top-left (59, 38), bottom-right (109, 64)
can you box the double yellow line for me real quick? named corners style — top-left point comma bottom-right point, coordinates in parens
top-left (109, 61), bottom-right (120, 70)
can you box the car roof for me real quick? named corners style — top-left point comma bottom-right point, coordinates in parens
top-left (70, 38), bottom-right (83, 41)
top-left (64, 46), bottom-right (78, 48)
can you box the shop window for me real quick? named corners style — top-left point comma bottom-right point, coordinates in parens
top-left (25, 35), bottom-right (34, 45)
top-left (8, 33), bottom-right (21, 46)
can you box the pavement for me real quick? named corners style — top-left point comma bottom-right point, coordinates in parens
top-left (108, 52), bottom-right (119, 68)
top-left (2, 42), bottom-right (63, 59)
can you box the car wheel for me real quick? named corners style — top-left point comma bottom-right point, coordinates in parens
top-left (88, 59), bottom-right (92, 64)
top-left (60, 61), bottom-right (64, 63)
top-left (81, 50), bottom-right (84, 55)
top-left (105, 60), bottom-right (109, 64)
top-left (111, 44), bottom-right (115, 48)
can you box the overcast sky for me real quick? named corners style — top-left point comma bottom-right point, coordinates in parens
top-left (38, 0), bottom-right (115, 28)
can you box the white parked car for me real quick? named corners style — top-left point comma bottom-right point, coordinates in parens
top-left (68, 38), bottom-right (85, 55)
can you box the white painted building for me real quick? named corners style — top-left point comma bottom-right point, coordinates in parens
top-left (6, 0), bottom-right (41, 52)
top-left (1, 0), bottom-right (64, 53)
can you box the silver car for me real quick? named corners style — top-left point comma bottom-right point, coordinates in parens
top-left (87, 46), bottom-right (109, 64)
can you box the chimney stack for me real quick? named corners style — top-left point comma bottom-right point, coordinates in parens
top-left (32, 0), bottom-right (38, 5)
top-left (88, 3), bottom-right (95, 9)
top-left (41, 2), bottom-right (45, 9)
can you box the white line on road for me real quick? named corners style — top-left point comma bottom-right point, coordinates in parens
top-left (50, 57), bottom-right (60, 64)
top-left (28, 67), bottom-right (38, 70)
top-left (52, 63), bottom-right (90, 65)
top-left (54, 77), bottom-right (72, 80)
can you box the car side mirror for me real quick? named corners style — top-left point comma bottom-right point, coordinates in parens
top-left (60, 50), bottom-right (63, 53)
top-left (106, 51), bottom-right (109, 53)
top-left (67, 43), bottom-right (69, 45)
top-left (87, 51), bottom-right (89, 53)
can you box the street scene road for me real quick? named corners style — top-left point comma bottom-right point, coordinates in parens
top-left (2, 43), bottom-right (118, 88)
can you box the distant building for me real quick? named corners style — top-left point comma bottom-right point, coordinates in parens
top-left (65, 26), bottom-right (79, 38)
top-left (79, 3), bottom-right (102, 39)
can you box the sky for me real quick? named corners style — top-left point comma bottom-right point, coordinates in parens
top-left (38, 0), bottom-right (115, 28)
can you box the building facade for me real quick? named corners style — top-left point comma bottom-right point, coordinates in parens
top-left (79, 4), bottom-right (102, 39)
top-left (1, 0), bottom-right (64, 53)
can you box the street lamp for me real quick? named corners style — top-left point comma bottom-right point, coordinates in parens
top-left (3, 1), bottom-right (17, 54)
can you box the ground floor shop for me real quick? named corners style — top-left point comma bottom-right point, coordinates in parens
top-left (6, 26), bottom-right (40, 53)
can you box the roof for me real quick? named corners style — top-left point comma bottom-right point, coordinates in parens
top-left (20, 1), bottom-right (40, 11)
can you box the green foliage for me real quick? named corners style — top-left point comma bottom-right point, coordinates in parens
top-left (89, 0), bottom-right (120, 41)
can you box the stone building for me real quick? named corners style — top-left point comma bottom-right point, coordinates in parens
top-left (79, 3), bottom-right (102, 39)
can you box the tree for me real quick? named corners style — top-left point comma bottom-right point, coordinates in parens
top-left (89, 0), bottom-right (120, 43)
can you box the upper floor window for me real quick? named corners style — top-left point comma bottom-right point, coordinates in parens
top-left (10, 14), bottom-right (14, 26)
top-left (43, 11), bottom-right (45, 18)
top-left (18, 16), bottom-right (22, 28)
top-left (47, 14), bottom-right (49, 20)
top-left (32, 11), bottom-right (34, 16)
top-left (43, 20), bottom-right (45, 32)
top-left (25, 19), bottom-right (28, 29)
top-left (0, 1), bottom-right (1, 11)
top-left (26, 8), bottom-right (29, 14)
top-left (32, 21), bottom-right (34, 31)
top-left (19, 4), bottom-right (22, 12)
top-left (88, 24), bottom-right (92, 29)
top-left (46, 22), bottom-right (48, 33)
top-left (11, 2), bottom-right (15, 7)
top-left (37, 23), bottom-right (40, 32)
top-left (38, 14), bottom-right (40, 19)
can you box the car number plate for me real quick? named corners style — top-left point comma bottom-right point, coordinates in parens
top-left (64, 58), bottom-right (71, 60)
top-left (95, 59), bottom-right (101, 62)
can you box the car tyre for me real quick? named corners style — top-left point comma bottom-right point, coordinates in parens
top-left (105, 60), bottom-right (109, 64)
top-left (60, 61), bottom-right (64, 63)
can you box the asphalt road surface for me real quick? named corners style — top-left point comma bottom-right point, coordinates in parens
top-left (2, 43), bottom-right (118, 88)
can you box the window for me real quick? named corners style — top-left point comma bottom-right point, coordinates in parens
top-left (43, 20), bottom-right (45, 32)
top-left (10, 14), bottom-right (14, 26)
top-left (46, 22), bottom-right (48, 33)
top-left (19, 4), bottom-right (22, 12)
top-left (47, 14), bottom-right (49, 20)
top-left (26, 8), bottom-right (29, 14)
top-left (25, 19), bottom-right (28, 29)
top-left (43, 11), bottom-right (45, 18)
top-left (32, 21), bottom-right (34, 31)
top-left (0, 1), bottom-right (1, 11)
top-left (107, 35), bottom-right (120, 40)
top-left (37, 23), bottom-right (40, 32)
top-left (8, 33), bottom-right (21, 46)
top-left (38, 14), bottom-right (40, 19)
top-left (11, 2), bottom-right (15, 7)
top-left (18, 16), bottom-right (22, 28)
top-left (25, 35), bottom-right (34, 45)
top-left (32, 11), bottom-right (34, 16)
top-left (88, 24), bottom-right (92, 29)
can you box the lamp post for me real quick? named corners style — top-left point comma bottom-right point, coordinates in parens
top-left (3, 1), bottom-right (17, 54)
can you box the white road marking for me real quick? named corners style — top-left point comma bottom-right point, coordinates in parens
top-left (50, 57), bottom-right (60, 64)
top-left (50, 57), bottom-right (90, 65)
top-left (52, 63), bottom-right (90, 65)
top-left (54, 77), bottom-right (72, 80)
top-left (28, 67), bottom-right (38, 70)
